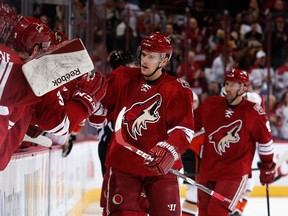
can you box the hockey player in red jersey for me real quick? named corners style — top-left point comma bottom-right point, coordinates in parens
top-left (100, 32), bottom-right (195, 216)
top-left (194, 68), bottom-right (275, 216)
top-left (0, 7), bottom-right (107, 170)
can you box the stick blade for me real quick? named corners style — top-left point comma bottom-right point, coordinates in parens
top-left (115, 107), bottom-right (126, 132)
top-left (23, 134), bottom-right (53, 147)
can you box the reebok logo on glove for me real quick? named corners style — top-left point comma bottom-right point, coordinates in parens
top-left (52, 68), bottom-right (81, 86)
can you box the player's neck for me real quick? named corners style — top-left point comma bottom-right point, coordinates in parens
top-left (229, 96), bottom-right (243, 106)
top-left (144, 69), bottom-right (163, 81)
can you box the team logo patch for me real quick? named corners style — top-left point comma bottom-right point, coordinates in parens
top-left (112, 194), bottom-right (123, 205)
top-left (209, 120), bottom-right (242, 155)
top-left (123, 94), bottom-right (162, 140)
top-left (177, 78), bottom-right (190, 88)
top-left (253, 104), bottom-right (265, 115)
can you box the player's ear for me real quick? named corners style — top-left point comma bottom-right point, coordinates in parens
top-left (160, 55), bottom-right (169, 67)
top-left (242, 84), bottom-right (248, 94)
top-left (32, 44), bottom-right (40, 55)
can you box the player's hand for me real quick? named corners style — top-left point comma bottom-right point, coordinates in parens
top-left (145, 141), bottom-right (179, 175)
top-left (73, 72), bottom-right (107, 115)
top-left (258, 161), bottom-right (276, 185)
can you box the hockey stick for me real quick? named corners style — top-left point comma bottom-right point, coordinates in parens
top-left (169, 169), bottom-right (231, 203)
top-left (115, 107), bottom-right (232, 203)
top-left (22, 38), bottom-right (94, 96)
top-left (266, 184), bottom-right (271, 216)
top-left (23, 134), bottom-right (53, 147)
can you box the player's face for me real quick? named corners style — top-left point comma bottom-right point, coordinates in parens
top-left (140, 50), bottom-right (164, 78)
top-left (224, 80), bottom-right (243, 103)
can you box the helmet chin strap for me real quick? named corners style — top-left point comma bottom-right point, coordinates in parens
top-left (222, 85), bottom-right (244, 105)
top-left (227, 92), bottom-right (241, 105)
top-left (143, 61), bottom-right (163, 78)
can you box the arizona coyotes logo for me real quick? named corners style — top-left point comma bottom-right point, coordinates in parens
top-left (123, 94), bottom-right (162, 140)
top-left (208, 120), bottom-right (242, 155)
top-left (36, 24), bottom-right (45, 33)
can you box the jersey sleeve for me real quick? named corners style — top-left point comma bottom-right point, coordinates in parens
top-left (164, 80), bottom-right (195, 154)
top-left (0, 45), bottom-right (40, 107)
top-left (31, 89), bottom-right (89, 136)
top-left (194, 96), bottom-right (210, 131)
top-left (250, 104), bottom-right (274, 163)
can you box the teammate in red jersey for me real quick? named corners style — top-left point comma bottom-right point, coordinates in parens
top-left (0, 6), bottom-right (107, 170)
top-left (193, 68), bottom-right (275, 216)
top-left (100, 32), bottom-right (195, 216)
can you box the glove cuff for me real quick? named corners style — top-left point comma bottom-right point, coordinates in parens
top-left (258, 161), bottom-right (276, 169)
top-left (73, 90), bottom-right (95, 115)
top-left (156, 141), bottom-right (179, 161)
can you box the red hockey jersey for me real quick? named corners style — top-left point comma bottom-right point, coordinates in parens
top-left (0, 45), bottom-right (90, 170)
top-left (0, 44), bottom-right (41, 106)
top-left (102, 66), bottom-right (195, 176)
top-left (194, 96), bottom-right (274, 181)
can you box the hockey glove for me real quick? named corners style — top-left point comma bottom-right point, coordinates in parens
top-left (73, 72), bottom-right (107, 115)
top-left (145, 141), bottom-right (180, 175)
top-left (26, 125), bottom-right (43, 138)
top-left (258, 161), bottom-right (276, 185)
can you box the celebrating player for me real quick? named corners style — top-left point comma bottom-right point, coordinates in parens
top-left (100, 32), bottom-right (195, 216)
top-left (193, 68), bottom-right (275, 216)
top-left (0, 4), bottom-right (107, 170)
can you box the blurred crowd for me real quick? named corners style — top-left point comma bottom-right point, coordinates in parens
top-left (7, 0), bottom-right (288, 141)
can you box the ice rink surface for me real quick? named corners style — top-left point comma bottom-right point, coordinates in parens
top-left (244, 197), bottom-right (288, 216)
top-left (82, 197), bottom-right (288, 216)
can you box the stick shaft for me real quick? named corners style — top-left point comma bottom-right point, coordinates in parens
top-left (266, 184), bottom-right (271, 216)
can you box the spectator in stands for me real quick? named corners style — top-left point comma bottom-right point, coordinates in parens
top-left (274, 58), bottom-right (288, 100)
top-left (207, 29), bottom-right (225, 67)
top-left (248, 50), bottom-right (275, 100)
top-left (270, 16), bottom-right (288, 69)
top-left (209, 40), bottom-right (236, 91)
top-left (176, 50), bottom-right (207, 98)
top-left (267, 94), bottom-right (280, 139)
top-left (115, 0), bottom-right (143, 38)
top-left (265, 0), bottom-right (288, 19)
top-left (142, 8), bottom-right (161, 32)
top-left (164, 23), bottom-right (182, 76)
top-left (239, 11), bottom-right (262, 41)
top-left (181, 17), bottom-right (208, 67)
top-left (115, 11), bottom-right (138, 54)
top-left (276, 91), bottom-right (288, 140)
top-left (244, 22), bottom-right (263, 44)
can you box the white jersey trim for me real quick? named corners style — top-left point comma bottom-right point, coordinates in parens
top-left (45, 115), bottom-right (70, 136)
top-left (167, 126), bottom-right (194, 143)
top-left (258, 140), bottom-right (274, 156)
top-left (0, 61), bottom-right (13, 100)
